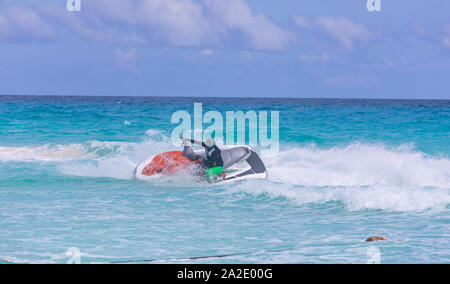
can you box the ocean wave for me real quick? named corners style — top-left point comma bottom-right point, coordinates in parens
top-left (263, 143), bottom-right (450, 189)
top-left (0, 143), bottom-right (101, 161)
top-left (1, 131), bottom-right (449, 211)
top-left (231, 143), bottom-right (450, 211)
top-left (228, 180), bottom-right (450, 211)
top-left (0, 129), bottom-right (173, 162)
top-left (1, 135), bottom-right (449, 189)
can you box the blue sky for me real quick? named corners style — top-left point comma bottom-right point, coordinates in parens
top-left (0, 0), bottom-right (449, 99)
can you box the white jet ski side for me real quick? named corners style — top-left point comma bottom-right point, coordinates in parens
top-left (195, 145), bottom-right (267, 184)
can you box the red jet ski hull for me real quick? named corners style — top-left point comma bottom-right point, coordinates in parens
top-left (141, 151), bottom-right (199, 176)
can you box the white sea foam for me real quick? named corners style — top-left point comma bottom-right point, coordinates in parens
top-left (144, 129), bottom-right (170, 142)
top-left (249, 143), bottom-right (450, 211)
top-left (0, 144), bottom-right (99, 161)
top-left (263, 143), bottom-right (450, 189)
top-left (58, 156), bottom-right (137, 180)
top-left (229, 180), bottom-right (450, 211)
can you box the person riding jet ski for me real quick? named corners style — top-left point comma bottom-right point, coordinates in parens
top-left (181, 137), bottom-right (225, 182)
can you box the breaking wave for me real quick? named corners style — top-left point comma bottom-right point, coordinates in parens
top-left (1, 130), bottom-right (449, 211)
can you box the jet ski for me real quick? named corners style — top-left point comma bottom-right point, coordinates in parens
top-left (134, 145), bottom-right (267, 184)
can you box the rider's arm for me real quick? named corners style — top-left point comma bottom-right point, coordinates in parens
top-left (181, 138), bottom-right (203, 160)
top-left (188, 139), bottom-right (206, 148)
top-left (182, 145), bottom-right (201, 161)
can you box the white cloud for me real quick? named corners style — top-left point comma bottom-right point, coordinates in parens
top-left (114, 48), bottom-right (138, 71)
top-left (200, 49), bottom-right (214, 55)
top-left (41, 5), bottom-right (146, 44)
top-left (0, 5), bottom-right (55, 42)
top-left (315, 17), bottom-right (375, 49)
top-left (3, 1), bottom-right (291, 50)
top-left (411, 25), bottom-right (426, 37)
top-left (293, 15), bottom-right (311, 29)
top-left (76, 0), bottom-right (292, 50)
top-left (294, 15), bottom-right (376, 50)
top-left (86, 0), bottom-right (216, 47)
top-left (205, 0), bottom-right (292, 50)
top-left (299, 53), bottom-right (329, 64)
top-left (442, 25), bottom-right (450, 48)
top-left (89, 0), bottom-right (292, 50)
top-left (136, 0), bottom-right (215, 47)
top-left (383, 58), bottom-right (396, 67)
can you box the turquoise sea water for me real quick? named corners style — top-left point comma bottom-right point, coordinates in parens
top-left (0, 96), bottom-right (449, 264)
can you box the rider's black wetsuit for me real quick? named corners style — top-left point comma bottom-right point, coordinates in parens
top-left (182, 139), bottom-right (224, 168)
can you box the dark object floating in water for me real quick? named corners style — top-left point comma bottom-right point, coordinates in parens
top-left (366, 236), bottom-right (387, 242)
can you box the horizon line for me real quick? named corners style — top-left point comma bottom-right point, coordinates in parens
top-left (0, 93), bottom-right (448, 101)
